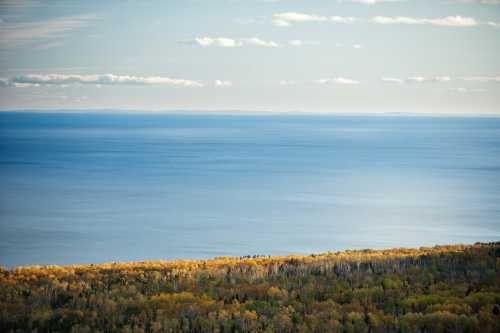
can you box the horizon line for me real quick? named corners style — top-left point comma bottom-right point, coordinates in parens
top-left (1, 108), bottom-right (500, 118)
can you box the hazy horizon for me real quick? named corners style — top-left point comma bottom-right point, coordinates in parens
top-left (2, 109), bottom-right (500, 118)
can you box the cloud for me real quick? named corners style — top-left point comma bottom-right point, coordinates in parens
top-left (407, 76), bottom-right (422, 83)
top-left (316, 77), bottom-right (360, 85)
top-left (353, 44), bottom-right (363, 49)
top-left (461, 76), bottom-right (500, 82)
top-left (433, 76), bottom-right (452, 82)
top-left (272, 12), bottom-right (327, 26)
top-left (272, 12), bottom-right (355, 26)
top-left (330, 16), bottom-right (356, 23)
top-left (288, 40), bottom-right (302, 47)
top-left (271, 13), bottom-right (488, 28)
top-left (383, 76), bottom-right (500, 84)
top-left (407, 76), bottom-right (452, 83)
top-left (240, 37), bottom-right (279, 47)
top-left (193, 37), bottom-right (279, 48)
top-left (288, 40), bottom-right (320, 47)
top-left (279, 78), bottom-right (360, 85)
top-left (0, 15), bottom-right (97, 48)
top-left (194, 37), bottom-right (238, 48)
top-left (382, 77), bottom-right (404, 84)
top-left (340, 0), bottom-right (405, 4)
top-left (450, 87), bottom-right (488, 93)
top-left (382, 76), bottom-right (453, 83)
top-left (487, 21), bottom-right (500, 27)
top-left (273, 20), bottom-right (292, 27)
top-left (453, 87), bottom-right (469, 93)
top-left (451, 0), bottom-right (500, 4)
top-left (214, 80), bottom-right (232, 87)
top-left (371, 15), bottom-right (477, 27)
top-left (1, 74), bottom-right (203, 88)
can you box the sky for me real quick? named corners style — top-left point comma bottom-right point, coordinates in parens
top-left (0, 0), bottom-right (499, 114)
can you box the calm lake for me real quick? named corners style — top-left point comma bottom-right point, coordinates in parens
top-left (1, 112), bottom-right (499, 266)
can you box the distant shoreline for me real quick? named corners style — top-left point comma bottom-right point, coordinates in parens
top-left (2, 109), bottom-right (500, 118)
top-left (3, 241), bottom-right (497, 270)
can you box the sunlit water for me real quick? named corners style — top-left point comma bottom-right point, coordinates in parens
top-left (1, 112), bottom-right (499, 266)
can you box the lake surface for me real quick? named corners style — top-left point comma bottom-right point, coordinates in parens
top-left (1, 112), bottom-right (499, 267)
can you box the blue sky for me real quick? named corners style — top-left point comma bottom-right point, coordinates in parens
top-left (0, 0), bottom-right (499, 113)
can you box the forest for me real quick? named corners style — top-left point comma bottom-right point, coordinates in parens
top-left (1, 242), bottom-right (499, 333)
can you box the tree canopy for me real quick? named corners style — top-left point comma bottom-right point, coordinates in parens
top-left (1, 242), bottom-right (499, 332)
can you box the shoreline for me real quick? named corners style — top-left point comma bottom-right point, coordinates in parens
top-left (3, 241), bottom-right (497, 270)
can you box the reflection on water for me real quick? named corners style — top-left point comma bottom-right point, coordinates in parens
top-left (1, 113), bottom-right (499, 266)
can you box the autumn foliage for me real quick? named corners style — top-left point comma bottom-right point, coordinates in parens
top-left (1, 242), bottom-right (499, 332)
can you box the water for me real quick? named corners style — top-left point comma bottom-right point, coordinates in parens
top-left (1, 112), bottom-right (499, 267)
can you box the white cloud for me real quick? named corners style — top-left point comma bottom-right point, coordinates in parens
top-left (214, 80), bottom-right (232, 87)
top-left (272, 19), bottom-right (291, 27)
top-left (453, 87), bottom-right (469, 93)
top-left (194, 37), bottom-right (237, 48)
top-left (407, 76), bottom-right (454, 83)
top-left (382, 77), bottom-right (404, 84)
top-left (316, 77), bottom-right (360, 85)
top-left (0, 15), bottom-right (97, 47)
top-left (382, 76), bottom-right (453, 83)
top-left (406, 76), bottom-right (427, 83)
top-left (2, 74), bottom-right (204, 88)
top-left (340, 0), bottom-right (404, 3)
top-left (451, 0), bottom-right (500, 4)
top-left (353, 44), bottom-right (363, 49)
top-left (330, 16), bottom-right (356, 23)
top-left (372, 16), bottom-right (416, 24)
top-left (429, 16), bottom-right (477, 27)
top-left (272, 13), bottom-right (487, 28)
top-left (273, 12), bottom-right (327, 23)
top-left (433, 76), bottom-right (452, 82)
top-left (288, 40), bottom-right (302, 47)
top-left (240, 37), bottom-right (279, 47)
top-left (382, 76), bottom-right (500, 84)
top-left (272, 12), bottom-right (355, 26)
top-left (461, 76), bottom-right (500, 82)
top-left (288, 40), bottom-right (320, 47)
top-left (193, 37), bottom-right (279, 48)
top-left (371, 15), bottom-right (477, 27)
top-left (487, 21), bottom-right (500, 27)
top-left (335, 77), bottom-right (361, 85)
top-left (450, 87), bottom-right (488, 93)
